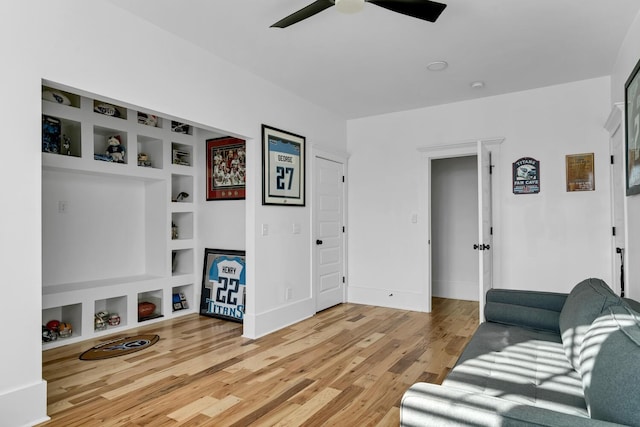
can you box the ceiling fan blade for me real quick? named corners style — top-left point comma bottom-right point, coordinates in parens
top-left (367, 0), bottom-right (446, 23)
top-left (271, 0), bottom-right (335, 28)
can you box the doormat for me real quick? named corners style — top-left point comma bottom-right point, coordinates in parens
top-left (79, 334), bottom-right (159, 360)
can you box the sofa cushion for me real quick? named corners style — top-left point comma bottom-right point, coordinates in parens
top-left (485, 302), bottom-right (561, 333)
top-left (579, 305), bottom-right (640, 426)
top-left (558, 278), bottom-right (622, 373)
top-left (443, 322), bottom-right (588, 417)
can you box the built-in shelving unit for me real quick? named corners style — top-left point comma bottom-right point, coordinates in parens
top-left (41, 81), bottom-right (198, 349)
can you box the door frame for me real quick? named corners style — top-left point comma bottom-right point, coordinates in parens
top-left (311, 146), bottom-right (349, 312)
top-left (417, 138), bottom-right (503, 317)
top-left (605, 103), bottom-right (628, 296)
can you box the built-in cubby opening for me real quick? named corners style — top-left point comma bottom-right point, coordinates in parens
top-left (94, 296), bottom-right (127, 331)
top-left (171, 174), bottom-right (193, 203)
top-left (171, 284), bottom-right (192, 312)
top-left (172, 249), bottom-right (194, 276)
top-left (42, 303), bottom-right (82, 340)
top-left (42, 85), bottom-right (81, 109)
top-left (172, 142), bottom-right (192, 167)
top-left (93, 99), bottom-right (127, 120)
top-left (42, 115), bottom-right (82, 157)
top-left (94, 126), bottom-right (128, 164)
top-left (171, 212), bottom-right (193, 240)
top-left (137, 290), bottom-right (163, 321)
top-left (137, 111), bottom-right (162, 129)
top-left (137, 135), bottom-right (163, 169)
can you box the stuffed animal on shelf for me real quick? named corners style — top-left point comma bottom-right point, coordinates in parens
top-left (106, 135), bottom-right (125, 163)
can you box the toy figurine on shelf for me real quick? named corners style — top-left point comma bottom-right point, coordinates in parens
top-left (61, 135), bottom-right (71, 155)
top-left (105, 135), bottom-right (125, 163)
top-left (173, 192), bottom-right (189, 202)
top-left (138, 152), bottom-right (152, 167)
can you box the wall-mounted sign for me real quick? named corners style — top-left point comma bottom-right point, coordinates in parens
top-left (513, 157), bottom-right (540, 194)
top-left (566, 153), bottom-right (595, 192)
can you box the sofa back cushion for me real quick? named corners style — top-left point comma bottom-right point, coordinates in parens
top-left (579, 305), bottom-right (640, 425)
top-left (558, 278), bottom-right (621, 372)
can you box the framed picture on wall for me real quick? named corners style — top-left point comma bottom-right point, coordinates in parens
top-left (625, 56), bottom-right (640, 195)
top-left (566, 153), bottom-right (595, 192)
top-left (206, 137), bottom-right (246, 200)
top-left (199, 248), bottom-right (246, 322)
top-left (262, 124), bottom-right (305, 206)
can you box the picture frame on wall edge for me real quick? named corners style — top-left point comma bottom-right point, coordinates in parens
top-left (261, 124), bottom-right (305, 206)
top-left (625, 55), bottom-right (640, 196)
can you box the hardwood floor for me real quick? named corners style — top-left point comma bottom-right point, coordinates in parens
top-left (40, 298), bottom-right (478, 426)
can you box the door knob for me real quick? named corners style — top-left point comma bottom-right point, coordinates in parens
top-left (473, 243), bottom-right (491, 250)
top-left (316, 239), bottom-right (323, 245)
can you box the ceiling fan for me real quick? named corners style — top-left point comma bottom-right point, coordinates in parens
top-left (271, 0), bottom-right (447, 28)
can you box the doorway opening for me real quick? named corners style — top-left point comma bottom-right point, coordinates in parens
top-left (418, 138), bottom-right (503, 323)
top-left (431, 155), bottom-right (479, 302)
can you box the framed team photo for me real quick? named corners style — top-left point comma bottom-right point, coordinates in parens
top-left (199, 248), bottom-right (246, 323)
top-left (206, 137), bottom-right (246, 200)
top-left (262, 125), bottom-right (305, 206)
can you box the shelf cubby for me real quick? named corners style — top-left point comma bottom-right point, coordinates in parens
top-left (137, 111), bottom-right (162, 129)
top-left (137, 135), bottom-right (163, 169)
top-left (137, 290), bottom-right (163, 321)
top-left (42, 302), bottom-right (82, 340)
top-left (42, 85), bottom-right (81, 109)
top-left (42, 115), bottom-right (82, 157)
top-left (171, 212), bottom-right (193, 240)
top-left (172, 142), bottom-right (192, 167)
top-left (94, 296), bottom-right (127, 331)
top-left (93, 99), bottom-right (127, 120)
top-left (171, 173), bottom-right (193, 203)
top-left (94, 126), bottom-right (128, 164)
top-left (172, 249), bottom-right (194, 276)
top-left (171, 284), bottom-right (192, 312)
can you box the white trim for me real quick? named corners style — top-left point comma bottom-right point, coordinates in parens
top-left (0, 380), bottom-right (49, 427)
top-left (605, 103), bottom-right (628, 296)
top-left (417, 138), bottom-right (504, 315)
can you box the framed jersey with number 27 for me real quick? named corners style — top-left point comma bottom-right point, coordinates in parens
top-left (199, 248), bottom-right (246, 323)
top-left (262, 124), bottom-right (305, 206)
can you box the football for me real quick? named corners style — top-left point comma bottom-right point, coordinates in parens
top-left (138, 302), bottom-right (156, 318)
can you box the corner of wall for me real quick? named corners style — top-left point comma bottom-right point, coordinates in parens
top-left (0, 380), bottom-right (49, 427)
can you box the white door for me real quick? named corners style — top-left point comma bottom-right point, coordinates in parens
top-left (477, 141), bottom-right (493, 322)
top-left (314, 156), bottom-right (345, 312)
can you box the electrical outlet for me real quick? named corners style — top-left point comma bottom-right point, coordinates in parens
top-left (285, 288), bottom-right (293, 300)
top-left (58, 201), bottom-right (68, 213)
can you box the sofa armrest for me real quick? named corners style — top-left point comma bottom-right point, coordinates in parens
top-left (401, 383), bottom-right (620, 427)
top-left (485, 289), bottom-right (568, 333)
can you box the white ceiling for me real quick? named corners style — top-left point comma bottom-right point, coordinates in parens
top-left (108, 0), bottom-right (640, 119)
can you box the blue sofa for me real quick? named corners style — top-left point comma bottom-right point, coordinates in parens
top-left (400, 278), bottom-right (640, 426)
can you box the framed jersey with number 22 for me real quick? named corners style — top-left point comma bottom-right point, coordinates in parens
top-left (262, 124), bottom-right (305, 206)
top-left (199, 248), bottom-right (246, 323)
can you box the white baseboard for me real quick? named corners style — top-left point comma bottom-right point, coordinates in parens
top-left (243, 298), bottom-right (315, 339)
top-left (0, 380), bottom-right (49, 427)
top-left (347, 285), bottom-right (429, 312)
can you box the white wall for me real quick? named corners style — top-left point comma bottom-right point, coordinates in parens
top-left (611, 11), bottom-right (640, 301)
top-left (431, 156), bottom-right (479, 301)
top-left (347, 77), bottom-right (612, 311)
top-left (0, 1), bottom-right (346, 424)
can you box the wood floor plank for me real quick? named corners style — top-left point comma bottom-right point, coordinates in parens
top-left (40, 299), bottom-right (478, 426)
